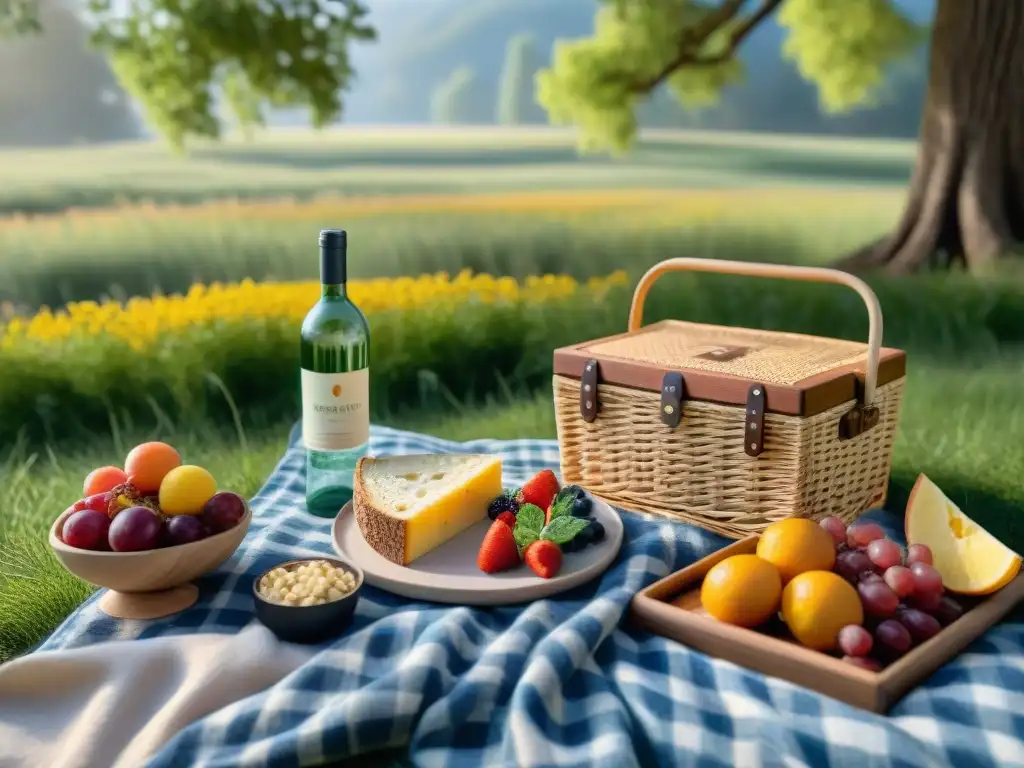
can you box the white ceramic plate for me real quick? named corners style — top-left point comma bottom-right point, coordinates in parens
top-left (331, 494), bottom-right (624, 605)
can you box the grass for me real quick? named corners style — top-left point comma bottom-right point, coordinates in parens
top-left (0, 188), bottom-right (907, 311)
top-left (0, 127), bottom-right (915, 217)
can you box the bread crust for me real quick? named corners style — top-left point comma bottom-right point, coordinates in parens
top-left (352, 457), bottom-right (407, 565)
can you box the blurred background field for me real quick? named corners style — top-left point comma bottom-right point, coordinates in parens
top-left (2, 0), bottom-right (1022, 667)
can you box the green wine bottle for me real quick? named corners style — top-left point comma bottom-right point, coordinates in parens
top-left (300, 229), bottom-right (370, 517)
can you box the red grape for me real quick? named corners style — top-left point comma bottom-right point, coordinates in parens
top-left (867, 538), bottom-right (903, 570)
top-left (842, 655), bottom-right (882, 671)
top-left (62, 510), bottom-right (111, 551)
top-left (201, 492), bottom-right (247, 534)
top-left (859, 570), bottom-right (884, 584)
top-left (164, 515), bottom-right (209, 547)
top-left (108, 506), bottom-right (163, 552)
top-left (883, 565), bottom-right (916, 598)
top-left (73, 492), bottom-right (112, 514)
top-left (819, 516), bottom-right (848, 546)
top-left (898, 608), bottom-right (942, 643)
top-left (874, 619), bottom-right (912, 655)
top-left (847, 522), bottom-right (885, 548)
top-left (910, 562), bottom-right (944, 597)
top-left (858, 579), bottom-right (900, 617)
top-left (906, 543), bottom-right (933, 567)
top-left (933, 596), bottom-right (964, 626)
top-left (838, 624), bottom-right (873, 657)
top-left (835, 549), bottom-right (875, 582)
top-left (909, 590), bottom-right (943, 612)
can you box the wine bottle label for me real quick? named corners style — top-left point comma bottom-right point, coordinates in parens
top-left (301, 368), bottom-right (370, 451)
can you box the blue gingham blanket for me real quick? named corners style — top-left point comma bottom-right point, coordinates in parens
top-left (40, 425), bottom-right (1024, 768)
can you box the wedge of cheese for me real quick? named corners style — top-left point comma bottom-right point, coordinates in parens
top-left (353, 453), bottom-right (502, 565)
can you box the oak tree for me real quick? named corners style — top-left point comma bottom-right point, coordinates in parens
top-left (537, 0), bottom-right (1024, 274)
top-left (1, 0), bottom-right (375, 150)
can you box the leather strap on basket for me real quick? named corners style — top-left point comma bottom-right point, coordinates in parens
top-left (628, 258), bottom-right (884, 440)
top-left (580, 360), bottom-right (600, 423)
top-left (660, 371), bottom-right (685, 427)
top-left (745, 384), bottom-right (766, 456)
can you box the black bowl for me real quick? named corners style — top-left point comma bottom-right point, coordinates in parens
top-left (252, 556), bottom-right (363, 644)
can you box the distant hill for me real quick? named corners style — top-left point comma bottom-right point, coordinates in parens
top-left (272, 0), bottom-right (933, 140)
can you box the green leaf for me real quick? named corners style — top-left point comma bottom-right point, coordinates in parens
top-left (541, 516), bottom-right (589, 544)
top-left (515, 503), bottom-right (545, 534)
top-left (548, 494), bottom-right (574, 520)
top-left (514, 526), bottom-right (540, 553)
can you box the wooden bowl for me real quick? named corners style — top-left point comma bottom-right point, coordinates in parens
top-left (49, 507), bottom-right (252, 620)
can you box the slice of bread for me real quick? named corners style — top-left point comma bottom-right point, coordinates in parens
top-left (353, 454), bottom-right (502, 565)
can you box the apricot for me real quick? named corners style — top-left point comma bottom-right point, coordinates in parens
top-left (124, 441), bottom-right (182, 493)
top-left (83, 466), bottom-right (128, 496)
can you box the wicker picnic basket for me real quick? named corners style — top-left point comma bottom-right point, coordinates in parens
top-left (552, 258), bottom-right (906, 539)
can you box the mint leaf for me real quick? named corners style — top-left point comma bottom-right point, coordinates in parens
top-left (516, 503), bottom-right (545, 534)
top-left (540, 516), bottom-right (589, 544)
top-left (547, 494), bottom-right (574, 520)
top-left (514, 526), bottom-right (540, 553)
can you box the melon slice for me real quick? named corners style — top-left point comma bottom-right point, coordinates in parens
top-left (905, 473), bottom-right (1022, 595)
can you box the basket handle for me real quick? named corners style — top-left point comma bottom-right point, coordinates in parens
top-left (628, 258), bottom-right (884, 406)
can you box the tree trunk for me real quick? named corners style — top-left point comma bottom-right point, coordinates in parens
top-left (837, 0), bottom-right (1024, 274)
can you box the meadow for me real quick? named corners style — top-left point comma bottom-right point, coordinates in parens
top-left (1, 127), bottom-right (1021, 662)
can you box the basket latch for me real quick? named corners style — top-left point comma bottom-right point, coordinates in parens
top-left (660, 371), bottom-right (685, 427)
top-left (838, 376), bottom-right (881, 440)
top-left (839, 404), bottom-right (880, 440)
top-left (745, 384), bottom-right (766, 457)
top-left (580, 359), bottom-right (600, 423)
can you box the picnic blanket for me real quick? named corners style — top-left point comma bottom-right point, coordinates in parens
top-left (13, 425), bottom-right (1024, 767)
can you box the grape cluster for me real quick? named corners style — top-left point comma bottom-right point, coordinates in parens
top-left (818, 516), bottom-right (963, 670)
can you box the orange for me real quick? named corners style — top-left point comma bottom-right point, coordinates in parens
top-left (781, 571), bottom-right (863, 651)
top-left (83, 465), bottom-right (128, 496)
top-left (756, 517), bottom-right (837, 584)
top-left (158, 465), bottom-right (217, 516)
top-left (125, 442), bottom-right (182, 493)
top-left (700, 554), bottom-right (782, 628)
top-left (905, 473), bottom-right (1022, 595)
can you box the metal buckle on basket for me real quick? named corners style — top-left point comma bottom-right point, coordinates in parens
top-left (839, 405), bottom-right (880, 440)
top-left (660, 371), bottom-right (685, 427)
top-left (839, 377), bottom-right (881, 440)
top-left (745, 384), bottom-right (766, 457)
top-left (580, 359), bottom-right (600, 423)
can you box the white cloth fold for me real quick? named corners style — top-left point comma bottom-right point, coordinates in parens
top-left (0, 623), bottom-right (313, 768)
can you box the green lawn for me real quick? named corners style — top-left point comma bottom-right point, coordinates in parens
top-left (0, 127), bottom-right (915, 216)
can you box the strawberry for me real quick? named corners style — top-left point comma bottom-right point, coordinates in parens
top-left (477, 519), bottom-right (521, 574)
top-left (520, 470), bottom-right (560, 512)
top-left (524, 539), bottom-right (563, 579)
top-left (496, 510), bottom-right (517, 529)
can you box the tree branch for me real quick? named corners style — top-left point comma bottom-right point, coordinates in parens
top-left (627, 0), bottom-right (784, 92)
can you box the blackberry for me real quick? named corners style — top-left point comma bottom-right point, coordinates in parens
top-left (487, 489), bottom-right (522, 520)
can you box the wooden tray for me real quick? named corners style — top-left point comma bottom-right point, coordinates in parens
top-left (629, 536), bottom-right (1024, 713)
